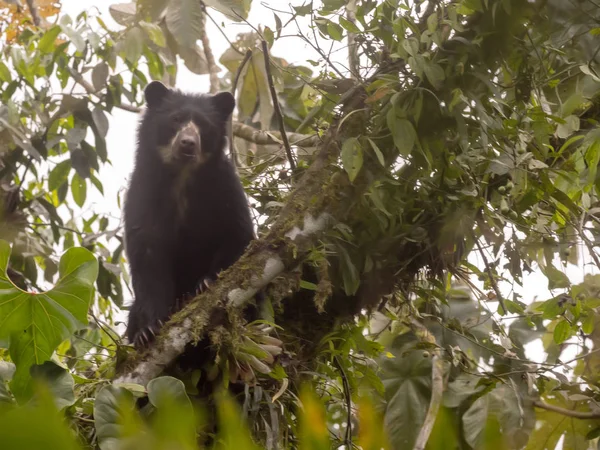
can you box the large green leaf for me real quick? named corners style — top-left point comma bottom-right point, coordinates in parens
top-left (203, 0), bottom-right (252, 21)
top-left (380, 342), bottom-right (432, 449)
top-left (165, 0), bottom-right (204, 49)
top-left (0, 240), bottom-right (98, 402)
top-left (94, 385), bottom-right (138, 450)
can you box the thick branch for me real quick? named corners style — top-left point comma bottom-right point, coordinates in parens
top-left (533, 400), bottom-right (600, 419)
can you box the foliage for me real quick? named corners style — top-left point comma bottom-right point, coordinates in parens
top-left (1, 0), bottom-right (600, 448)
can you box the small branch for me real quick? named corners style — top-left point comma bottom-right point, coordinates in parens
top-left (232, 50), bottom-right (253, 97)
top-left (333, 356), bottom-right (352, 448)
top-left (533, 399), bottom-right (600, 419)
top-left (232, 122), bottom-right (319, 147)
top-left (199, 10), bottom-right (219, 94)
top-left (202, 4), bottom-right (245, 55)
top-left (261, 40), bottom-right (296, 171)
top-left (474, 236), bottom-right (508, 315)
top-left (229, 50), bottom-right (253, 166)
top-left (25, 0), bottom-right (42, 27)
top-left (345, 0), bottom-right (359, 80)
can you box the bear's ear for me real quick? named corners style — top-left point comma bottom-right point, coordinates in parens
top-left (144, 81), bottom-right (170, 108)
top-left (212, 91), bottom-right (235, 118)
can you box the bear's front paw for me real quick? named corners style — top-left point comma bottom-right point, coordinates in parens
top-left (194, 276), bottom-right (215, 295)
top-left (132, 319), bottom-right (165, 348)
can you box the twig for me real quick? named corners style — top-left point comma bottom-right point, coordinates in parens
top-left (229, 50), bottom-right (253, 166)
top-left (474, 236), bottom-right (508, 315)
top-left (333, 356), bottom-right (352, 448)
top-left (345, 0), bottom-right (359, 80)
top-left (260, 40), bottom-right (296, 170)
top-left (232, 50), bottom-right (253, 96)
top-left (232, 122), bottom-right (318, 147)
top-left (25, 0), bottom-right (42, 27)
top-left (201, 3), bottom-right (245, 55)
top-left (199, 9), bottom-right (219, 94)
top-left (533, 399), bottom-right (600, 419)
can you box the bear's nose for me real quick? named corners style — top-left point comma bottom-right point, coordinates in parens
top-left (180, 137), bottom-right (197, 149)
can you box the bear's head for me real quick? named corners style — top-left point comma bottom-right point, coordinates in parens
top-left (140, 81), bottom-right (235, 167)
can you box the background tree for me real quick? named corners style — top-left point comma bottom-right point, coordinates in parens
top-left (1, 0), bottom-right (600, 449)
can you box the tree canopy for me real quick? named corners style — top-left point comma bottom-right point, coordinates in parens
top-left (1, 0), bottom-right (600, 449)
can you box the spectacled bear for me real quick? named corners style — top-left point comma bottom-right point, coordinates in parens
top-left (124, 81), bottom-right (255, 351)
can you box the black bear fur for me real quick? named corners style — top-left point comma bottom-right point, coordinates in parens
top-left (124, 81), bottom-right (255, 350)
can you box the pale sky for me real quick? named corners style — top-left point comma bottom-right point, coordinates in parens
top-left (54, 0), bottom-right (597, 366)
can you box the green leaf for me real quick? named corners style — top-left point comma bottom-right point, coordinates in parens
top-left (544, 266), bottom-right (571, 290)
top-left (553, 319), bottom-right (572, 344)
top-left (341, 137), bottom-right (363, 182)
top-left (48, 160), bottom-right (71, 192)
top-left (463, 395), bottom-right (489, 448)
top-left (299, 387), bottom-right (330, 450)
top-left (38, 26), bottom-right (62, 54)
top-left (108, 3), bottom-right (136, 27)
top-left (387, 110), bottom-right (417, 156)
top-left (30, 361), bottom-right (75, 410)
top-left (339, 16), bottom-right (360, 33)
top-left (94, 385), bottom-right (137, 450)
top-left (216, 392), bottom-right (262, 450)
top-left (424, 62), bottom-right (445, 89)
top-left (0, 387), bottom-right (81, 450)
top-left (139, 21), bottom-right (166, 47)
top-left (203, 0), bottom-right (252, 21)
top-left (147, 376), bottom-right (193, 412)
top-left (91, 62), bottom-right (109, 92)
top-left (92, 107), bottom-right (109, 138)
top-left (0, 240), bottom-right (98, 402)
top-left (123, 27), bottom-right (145, 64)
top-left (71, 173), bottom-right (87, 207)
top-left (367, 138), bottom-right (385, 166)
top-left (166, 0), bottom-right (205, 48)
top-left (326, 22), bottom-right (344, 41)
top-left (0, 62), bottom-right (11, 82)
top-left (380, 346), bottom-right (432, 449)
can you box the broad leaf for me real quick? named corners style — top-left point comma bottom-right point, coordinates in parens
top-left (0, 240), bottom-right (97, 402)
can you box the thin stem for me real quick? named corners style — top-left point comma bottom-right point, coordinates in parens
top-left (229, 49), bottom-right (254, 166)
top-left (333, 356), bottom-right (352, 448)
top-left (474, 236), bottom-right (508, 315)
top-left (260, 40), bottom-right (296, 170)
top-left (533, 399), bottom-right (600, 419)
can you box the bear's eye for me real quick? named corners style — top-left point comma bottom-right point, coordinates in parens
top-left (171, 113), bottom-right (185, 124)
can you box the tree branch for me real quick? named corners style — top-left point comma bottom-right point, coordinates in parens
top-left (199, 10), bottom-right (219, 94)
top-left (230, 50), bottom-right (253, 166)
top-left (232, 122), bottom-right (319, 147)
top-left (25, 0), bottom-right (42, 27)
top-left (65, 66), bottom-right (318, 147)
top-left (261, 40), bottom-right (296, 171)
top-left (346, 0), bottom-right (359, 79)
top-left (533, 399), bottom-right (600, 419)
